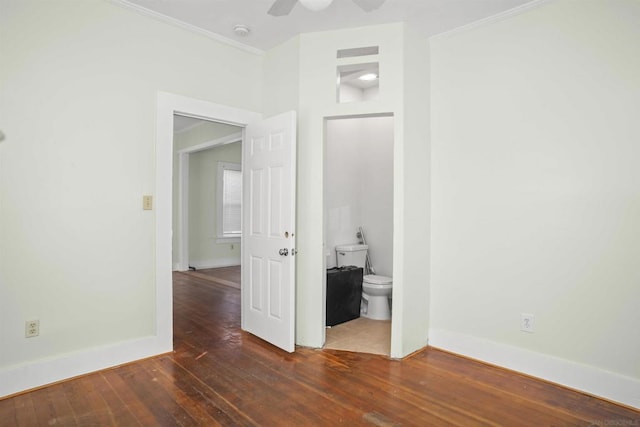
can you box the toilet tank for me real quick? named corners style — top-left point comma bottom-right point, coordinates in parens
top-left (335, 244), bottom-right (368, 269)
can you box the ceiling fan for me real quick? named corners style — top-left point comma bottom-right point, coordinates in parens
top-left (268, 0), bottom-right (386, 16)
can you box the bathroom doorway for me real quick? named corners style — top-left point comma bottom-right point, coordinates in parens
top-left (323, 114), bottom-right (394, 356)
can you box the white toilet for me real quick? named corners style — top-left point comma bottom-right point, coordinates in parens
top-left (335, 244), bottom-right (392, 321)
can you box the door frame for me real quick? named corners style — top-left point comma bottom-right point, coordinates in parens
top-left (322, 112), bottom-right (395, 349)
top-left (175, 131), bottom-right (242, 272)
top-left (155, 92), bottom-right (260, 351)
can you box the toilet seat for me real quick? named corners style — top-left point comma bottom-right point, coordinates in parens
top-left (363, 274), bottom-right (392, 286)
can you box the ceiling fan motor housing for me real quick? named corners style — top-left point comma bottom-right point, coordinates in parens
top-left (268, 0), bottom-right (385, 17)
top-left (299, 0), bottom-right (333, 12)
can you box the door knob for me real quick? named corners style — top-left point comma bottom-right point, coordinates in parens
top-left (279, 248), bottom-right (289, 256)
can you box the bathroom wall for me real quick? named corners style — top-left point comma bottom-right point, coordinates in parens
top-left (325, 116), bottom-right (394, 277)
top-left (361, 116), bottom-right (394, 277)
top-left (325, 118), bottom-right (362, 266)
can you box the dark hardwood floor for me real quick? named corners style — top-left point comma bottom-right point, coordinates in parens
top-left (1, 272), bottom-right (638, 426)
top-left (184, 266), bottom-right (241, 290)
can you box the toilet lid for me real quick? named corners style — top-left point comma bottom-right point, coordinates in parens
top-left (364, 274), bottom-right (392, 285)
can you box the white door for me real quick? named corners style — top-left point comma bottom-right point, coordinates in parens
top-left (241, 111), bottom-right (296, 352)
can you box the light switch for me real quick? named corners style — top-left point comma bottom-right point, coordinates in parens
top-left (142, 195), bottom-right (153, 210)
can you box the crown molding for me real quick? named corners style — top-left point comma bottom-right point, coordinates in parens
top-left (429, 0), bottom-right (553, 41)
top-left (106, 0), bottom-right (265, 56)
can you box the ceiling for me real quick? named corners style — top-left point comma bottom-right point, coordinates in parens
top-left (121, 0), bottom-right (536, 52)
top-left (173, 114), bottom-right (206, 133)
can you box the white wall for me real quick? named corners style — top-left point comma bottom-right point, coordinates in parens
top-left (262, 36), bottom-right (300, 118)
top-left (339, 84), bottom-right (380, 104)
top-left (384, 23), bottom-right (432, 358)
top-left (325, 116), bottom-right (394, 276)
top-left (430, 0), bottom-right (640, 407)
top-left (0, 0), bottom-right (262, 396)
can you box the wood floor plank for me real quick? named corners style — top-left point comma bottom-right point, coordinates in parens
top-left (142, 359), bottom-right (220, 426)
top-left (290, 359), bottom-right (478, 425)
top-left (0, 395), bottom-right (18, 427)
top-left (101, 367), bottom-right (162, 426)
top-left (344, 350), bottom-right (576, 426)
top-left (290, 349), bottom-right (499, 426)
top-left (47, 383), bottom-right (79, 426)
top-left (185, 266), bottom-right (241, 289)
top-left (171, 344), bottom-right (350, 425)
top-left (23, 387), bottom-right (57, 427)
top-left (62, 375), bottom-right (112, 426)
top-left (10, 393), bottom-right (38, 427)
top-left (1, 269), bottom-right (637, 426)
top-left (84, 373), bottom-right (142, 426)
top-left (152, 356), bottom-right (256, 426)
top-left (117, 362), bottom-right (201, 426)
top-left (414, 348), bottom-right (640, 422)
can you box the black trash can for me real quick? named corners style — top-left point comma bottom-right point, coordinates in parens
top-left (326, 266), bottom-right (363, 327)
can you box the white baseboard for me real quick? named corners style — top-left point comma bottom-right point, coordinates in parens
top-left (189, 258), bottom-right (240, 270)
top-left (172, 258), bottom-right (240, 272)
top-left (0, 336), bottom-right (171, 398)
top-left (428, 328), bottom-right (640, 409)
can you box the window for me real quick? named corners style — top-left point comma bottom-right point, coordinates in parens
top-left (217, 162), bottom-right (241, 242)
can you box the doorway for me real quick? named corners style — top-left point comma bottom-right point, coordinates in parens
top-left (154, 93), bottom-right (260, 354)
top-left (156, 92), bottom-right (297, 354)
top-left (172, 115), bottom-right (243, 274)
top-left (323, 114), bottom-right (394, 356)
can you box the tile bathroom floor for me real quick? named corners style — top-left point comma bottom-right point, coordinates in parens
top-left (324, 317), bottom-right (391, 356)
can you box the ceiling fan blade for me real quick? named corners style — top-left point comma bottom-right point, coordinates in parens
top-left (351, 0), bottom-right (385, 12)
top-left (268, 0), bottom-right (299, 16)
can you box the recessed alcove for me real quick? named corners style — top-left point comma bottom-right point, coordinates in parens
top-left (337, 62), bottom-right (379, 103)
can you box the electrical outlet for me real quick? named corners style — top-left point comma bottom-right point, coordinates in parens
top-left (25, 320), bottom-right (39, 338)
top-left (521, 313), bottom-right (535, 333)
